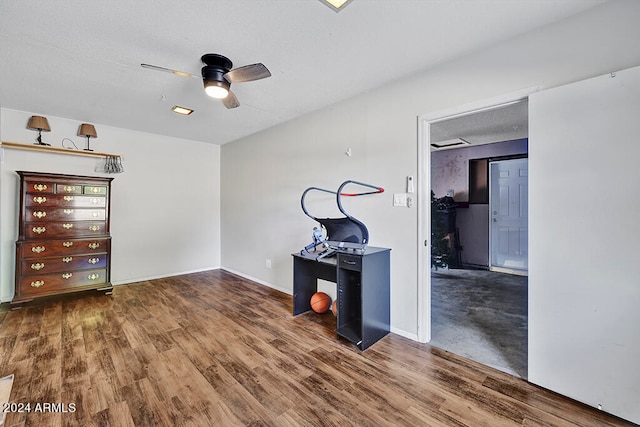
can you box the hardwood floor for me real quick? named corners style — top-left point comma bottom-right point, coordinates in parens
top-left (0, 270), bottom-right (632, 426)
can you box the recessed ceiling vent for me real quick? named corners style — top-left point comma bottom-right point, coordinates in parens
top-left (431, 138), bottom-right (471, 149)
top-left (319, 0), bottom-right (353, 12)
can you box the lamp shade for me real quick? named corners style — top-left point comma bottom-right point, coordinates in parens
top-left (78, 123), bottom-right (97, 138)
top-left (27, 116), bottom-right (50, 132)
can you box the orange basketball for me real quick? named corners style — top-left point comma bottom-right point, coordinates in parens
top-left (331, 300), bottom-right (338, 317)
top-left (310, 292), bottom-right (331, 313)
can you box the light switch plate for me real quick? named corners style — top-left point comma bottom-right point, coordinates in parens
top-left (393, 193), bottom-right (407, 207)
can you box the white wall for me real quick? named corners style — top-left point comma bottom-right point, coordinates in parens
top-left (529, 66), bottom-right (640, 423)
top-left (0, 108), bottom-right (221, 302)
top-left (221, 0), bottom-right (640, 342)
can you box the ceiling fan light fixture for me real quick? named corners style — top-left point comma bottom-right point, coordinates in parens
top-left (204, 79), bottom-right (230, 99)
top-left (319, 0), bottom-right (353, 12)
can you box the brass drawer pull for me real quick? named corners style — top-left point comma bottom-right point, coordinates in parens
top-left (62, 273), bottom-right (73, 279)
top-left (63, 185), bottom-right (77, 192)
top-left (88, 257), bottom-right (100, 264)
top-left (62, 256), bottom-right (73, 263)
top-left (89, 225), bottom-right (100, 232)
top-left (31, 280), bottom-right (45, 288)
top-left (64, 196), bottom-right (74, 201)
top-left (32, 246), bottom-right (46, 253)
top-left (31, 262), bottom-right (45, 270)
top-left (33, 211), bottom-right (47, 219)
top-left (64, 209), bottom-right (74, 214)
top-left (88, 242), bottom-right (100, 249)
top-left (33, 196), bottom-right (47, 204)
top-left (34, 184), bottom-right (48, 192)
top-left (88, 273), bottom-right (100, 280)
top-left (32, 226), bottom-right (46, 234)
top-left (63, 223), bottom-right (74, 229)
top-left (87, 187), bottom-right (103, 194)
top-left (63, 241), bottom-right (74, 247)
top-left (91, 198), bottom-right (100, 204)
top-left (91, 212), bottom-right (99, 218)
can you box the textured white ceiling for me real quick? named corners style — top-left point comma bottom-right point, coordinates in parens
top-left (430, 100), bottom-right (529, 148)
top-left (0, 0), bottom-right (605, 145)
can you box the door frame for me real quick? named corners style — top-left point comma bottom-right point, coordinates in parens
top-left (416, 87), bottom-right (536, 343)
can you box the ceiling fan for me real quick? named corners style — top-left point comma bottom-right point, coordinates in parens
top-left (141, 54), bottom-right (271, 109)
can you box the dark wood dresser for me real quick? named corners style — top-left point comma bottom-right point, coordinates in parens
top-left (12, 171), bottom-right (114, 306)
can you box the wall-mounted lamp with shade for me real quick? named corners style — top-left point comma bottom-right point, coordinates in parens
top-left (27, 116), bottom-right (51, 146)
top-left (78, 123), bottom-right (97, 151)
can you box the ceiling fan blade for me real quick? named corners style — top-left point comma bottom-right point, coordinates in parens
top-left (224, 63), bottom-right (271, 83)
top-left (140, 63), bottom-right (197, 78)
top-left (221, 90), bottom-right (240, 109)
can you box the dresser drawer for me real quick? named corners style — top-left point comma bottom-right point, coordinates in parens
top-left (26, 181), bottom-right (55, 194)
top-left (22, 253), bottom-right (108, 275)
top-left (20, 268), bottom-right (107, 297)
top-left (25, 221), bottom-right (107, 239)
top-left (26, 207), bottom-right (106, 222)
top-left (20, 238), bottom-right (110, 258)
top-left (338, 253), bottom-right (362, 271)
top-left (55, 183), bottom-right (83, 195)
top-left (83, 185), bottom-right (108, 195)
top-left (26, 194), bottom-right (106, 208)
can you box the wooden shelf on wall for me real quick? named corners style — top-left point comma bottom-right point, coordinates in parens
top-left (0, 141), bottom-right (121, 159)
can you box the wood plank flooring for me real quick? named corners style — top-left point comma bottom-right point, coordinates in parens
top-left (0, 270), bottom-right (633, 426)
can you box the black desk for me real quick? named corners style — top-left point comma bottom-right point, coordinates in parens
top-left (292, 247), bottom-right (391, 350)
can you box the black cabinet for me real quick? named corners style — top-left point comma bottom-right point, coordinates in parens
top-left (293, 247), bottom-right (390, 350)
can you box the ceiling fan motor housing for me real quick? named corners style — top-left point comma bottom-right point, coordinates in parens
top-left (202, 66), bottom-right (228, 83)
top-left (201, 54), bottom-right (233, 94)
top-left (201, 54), bottom-right (232, 70)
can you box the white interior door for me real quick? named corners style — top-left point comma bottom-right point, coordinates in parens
top-left (489, 158), bottom-right (528, 273)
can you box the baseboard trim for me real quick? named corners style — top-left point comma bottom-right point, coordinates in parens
top-left (220, 267), bottom-right (292, 295)
top-left (391, 326), bottom-right (418, 341)
top-left (489, 266), bottom-right (528, 276)
top-left (111, 266), bottom-right (222, 286)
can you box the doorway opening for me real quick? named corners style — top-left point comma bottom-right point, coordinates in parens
top-left (421, 98), bottom-right (529, 378)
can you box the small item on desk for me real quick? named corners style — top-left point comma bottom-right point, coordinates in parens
top-left (301, 227), bottom-right (327, 256)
